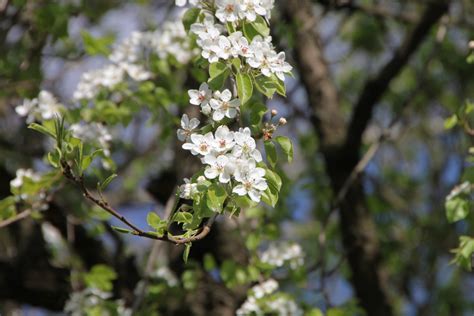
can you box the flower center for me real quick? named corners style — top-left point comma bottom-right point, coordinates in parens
top-left (244, 181), bottom-right (252, 190)
top-left (219, 139), bottom-right (226, 148)
top-left (225, 4), bottom-right (234, 13)
top-left (199, 143), bottom-right (208, 152)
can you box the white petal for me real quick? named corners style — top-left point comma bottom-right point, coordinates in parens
top-left (205, 167), bottom-right (219, 179)
top-left (233, 185), bottom-right (247, 196)
top-left (248, 189), bottom-right (262, 202)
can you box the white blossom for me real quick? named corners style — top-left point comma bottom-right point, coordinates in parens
top-left (259, 242), bottom-right (305, 269)
top-left (216, 0), bottom-right (241, 23)
top-left (188, 83), bottom-right (212, 107)
top-left (212, 125), bottom-right (235, 153)
top-left (16, 90), bottom-right (62, 123)
top-left (10, 168), bottom-right (49, 211)
top-left (73, 65), bottom-right (125, 100)
top-left (70, 122), bottom-right (112, 156)
top-left (233, 159), bottom-right (267, 202)
top-left (236, 279), bottom-right (303, 316)
top-left (153, 266), bottom-right (179, 287)
top-left (229, 31), bottom-right (252, 58)
top-left (232, 127), bottom-right (262, 162)
top-left (203, 154), bottom-right (233, 183)
top-left (10, 168), bottom-right (41, 188)
top-left (180, 178), bottom-right (198, 199)
top-left (182, 132), bottom-right (215, 156)
top-left (238, 0), bottom-right (268, 21)
top-left (177, 114), bottom-right (200, 142)
top-left (175, 0), bottom-right (199, 6)
top-left (209, 89), bottom-right (240, 121)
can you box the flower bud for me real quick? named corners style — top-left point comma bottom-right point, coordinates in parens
top-left (271, 109), bottom-right (278, 116)
top-left (469, 40), bottom-right (474, 50)
top-left (279, 117), bottom-right (287, 125)
top-left (197, 176), bottom-right (206, 183)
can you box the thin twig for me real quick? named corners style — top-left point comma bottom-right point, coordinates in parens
top-left (0, 209), bottom-right (32, 228)
top-left (61, 160), bottom-right (216, 245)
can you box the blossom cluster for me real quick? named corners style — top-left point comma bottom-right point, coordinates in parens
top-left (190, 14), bottom-right (292, 81)
top-left (16, 90), bottom-right (63, 123)
top-left (188, 83), bottom-right (240, 121)
top-left (65, 288), bottom-right (131, 316)
top-left (74, 20), bottom-right (194, 101)
top-left (236, 279), bottom-right (303, 316)
top-left (10, 168), bottom-right (49, 211)
top-left (179, 111), bottom-right (268, 202)
top-left (70, 122), bottom-right (113, 156)
top-left (177, 0), bottom-right (274, 22)
top-left (14, 89), bottom-right (114, 160)
top-left (259, 242), bottom-right (305, 269)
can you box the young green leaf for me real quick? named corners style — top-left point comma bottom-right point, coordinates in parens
top-left (446, 196), bottom-right (470, 223)
top-left (275, 136), bottom-right (294, 163)
top-left (264, 140), bottom-right (277, 168)
top-left (182, 7), bottom-right (200, 31)
top-left (111, 226), bottom-right (133, 234)
top-left (236, 72), bottom-right (253, 105)
top-left (206, 184), bottom-right (227, 213)
top-left (100, 173), bottom-right (117, 191)
top-left (28, 123), bottom-right (56, 139)
top-left (173, 211), bottom-right (193, 224)
top-left (183, 243), bottom-right (192, 263)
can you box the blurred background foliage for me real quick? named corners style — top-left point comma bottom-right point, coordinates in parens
top-left (0, 0), bottom-right (473, 315)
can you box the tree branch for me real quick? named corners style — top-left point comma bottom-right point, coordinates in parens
top-left (345, 0), bottom-right (449, 153)
top-left (61, 160), bottom-right (216, 245)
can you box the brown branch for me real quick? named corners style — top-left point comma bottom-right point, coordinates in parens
top-left (0, 209), bottom-right (32, 228)
top-left (61, 160), bottom-right (216, 245)
top-left (345, 0), bottom-right (450, 154)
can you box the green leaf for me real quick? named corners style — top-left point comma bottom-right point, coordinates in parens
top-left (264, 140), bottom-right (277, 168)
top-left (204, 254), bottom-right (216, 271)
top-left (0, 197), bottom-right (16, 220)
top-left (446, 196), bottom-right (470, 223)
top-left (80, 31), bottom-right (114, 56)
top-left (208, 66), bottom-right (230, 90)
top-left (206, 184), bottom-right (227, 213)
top-left (209, 61), bottom-right (227, 78)
top-left (261, 186), bottom-right (278, 207)
top-left (84, 264), bottom-right (117, 292)
top-left (261, 167), bottom-right (282, 207)
top-left (452, 236), bottom-right (474, 270)
top-left (247, 102), bottom-right (267, 132)
top-left (252, 16), bottom-right (270, 36)
top-left (147, 212), bottom-right (162, 228)
top-left (265, 167), bottom-right (282, 191)
top-left (100, 174), bottom-right (117, 191)
top-left (81, 149), bottom-right (103, 171)
top-left (236, 73), bottom-right (253, 105)
top-left (28, 123), bottom-right (56, 139)
top-left (306, 309), bottom-right (324, 316)
top-left (182, 7), bottom-right (200, 31)
top-left (111, 226), bottom-right (133, 234)
top-left (242, 16), bottom-right (270, 40)
top-left (444, 114), bottom-right (458, 129)
top-left (254, 75), bottom-right (277, 98)
top-left (183, 243), bottom-right (192, 263)
top-left (47, 148), bottom-right (61, 168)
top-left (173, 211), bottom-right (193, 224)
top-left (275, 136), bottom-right (294, 163)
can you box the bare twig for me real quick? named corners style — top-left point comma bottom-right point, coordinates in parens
top-left (0, 209), bottom-right (32, 228)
